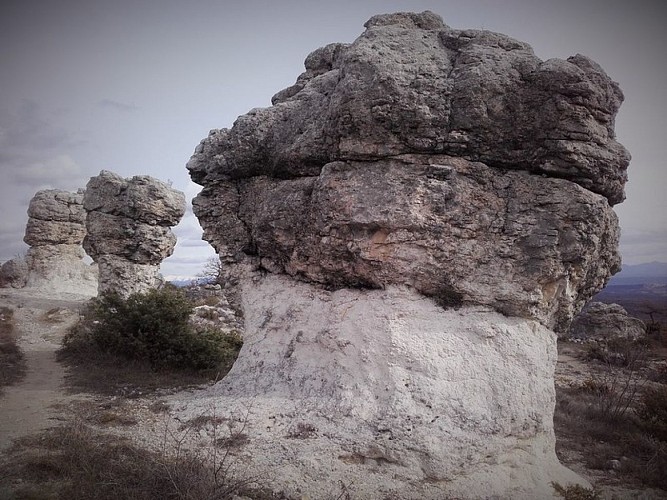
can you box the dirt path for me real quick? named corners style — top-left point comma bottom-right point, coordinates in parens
top-left (0, 289), bottom-right (88, 451)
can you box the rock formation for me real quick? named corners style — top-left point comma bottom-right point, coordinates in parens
top-left (569, 302), bottom-right (646, 340)
top-left (0, 257), bottom-right (28, 289)
top-left (83, 170), bottom-right (185, 297)
top-left (184, 11), bottom-right (629, 498)
top-left (1, 189), bottom-right (97, 295)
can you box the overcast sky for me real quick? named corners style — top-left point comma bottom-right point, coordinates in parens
top-left (1, 0), bottom-right (665, 278)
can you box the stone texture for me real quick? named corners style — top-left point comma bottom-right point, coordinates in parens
top-left (177, 274), bottom-right (586, 499)
top-left (188, 13), bottom-right (629, 205)
top-left (83, 170), bottom-right (185, 296)
top-left (0, 257), bottom-right (28, 288)
top-left (188, 12), bottom-right (627, 333)
top-left (185, 10), bottom-right (628, 498)
top-left (569, 301), bottom-right (646, 340)
top-left (0, 189), bottom-right (97, 295)
top-left (194, 154), bottom-right (619, 333)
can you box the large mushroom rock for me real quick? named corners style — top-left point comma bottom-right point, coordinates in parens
top-left (3, 189), bottom-right (98, 294)
top-left (83, 170), bottom-right (185, 297)
top-left (184, 11), bottom-right (628, 498)
top-left (189, 12), bottom-right (627, 333)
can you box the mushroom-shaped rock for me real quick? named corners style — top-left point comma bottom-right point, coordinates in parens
top-left (184, 11), bottom-right (628, 499)
top-left (1, 189), bottom-right (98, 295)
top-left (83, 170), bottom-right (185, 297)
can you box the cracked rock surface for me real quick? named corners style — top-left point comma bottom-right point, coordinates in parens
top-left (188, 10), bottom-right (627, 332)
top-left (83, 170), bottom-right (185, 297)
top-left (1, 189), bottom-right (97, 295)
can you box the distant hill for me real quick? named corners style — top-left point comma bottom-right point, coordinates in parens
top-left (608, 261), bottom-right (667, 285)
top-left (595, 261), bottom-right (667, 323)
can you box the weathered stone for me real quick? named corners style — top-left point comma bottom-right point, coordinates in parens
top-left (188, 14), bottom-right (629, 205)
top-left (83, 170), bottom-right (185, 296)
top-left (569, 301), bottom-right (646, 340)
top-left (84, 172), bottom-right (184, 226)
top-left (3, 189), bottom-right (98, 295)
top-left (194, 155), bottom-right (619, 332)
top-left (24, 245), bottom-right (97, 294)
top-left (185, 10), bottom-right (628, 498)
top-left (189, 12), bottom-right (627, 332)
top-left (0, 257), bottom-right (28, 288)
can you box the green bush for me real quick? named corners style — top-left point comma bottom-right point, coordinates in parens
top-left (63, 288), bottom-right (242, 371)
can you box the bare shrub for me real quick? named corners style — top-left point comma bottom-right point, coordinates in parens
top-left (0, 418), bottom-right (272, 500)
top-left (552, 482), bottom-right (601, 500)
top-left (555, 338), bottom-right (667, 491)
top-left (286, 422), bottom-right (317, 439)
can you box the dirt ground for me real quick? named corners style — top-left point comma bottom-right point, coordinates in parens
top-left (0, 287), bottom-right (665, 499)
top-left (0, 289), bottom-right (89, 451)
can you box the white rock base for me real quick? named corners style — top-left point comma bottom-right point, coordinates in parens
top-left (97, 255), bottom-right (162, 297)
top-left (24, 245), bottom-right (97, 297)
top-left (176, 274), bottom-right (585, 499)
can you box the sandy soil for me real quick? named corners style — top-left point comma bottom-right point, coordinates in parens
top-left (0, 288), bottom-right (89, 451)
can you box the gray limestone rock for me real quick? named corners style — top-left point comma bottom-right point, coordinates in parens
top-left (188, 12), bottom-right (629, 205)
top-left (83, 170), bottom-right (185, 296)
top-left (4, 189), bottom-right (98, 295)
top-left (194, 154), bottom-right (619, 332)
top-left (569, 301), bottom-right (646, 340)
top-left (0, 257), bottom-right (28, 288)
top-left (188, 11), bottom-right (627, 332)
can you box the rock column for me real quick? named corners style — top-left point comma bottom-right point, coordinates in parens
top-left (20, 189), bottom-right (97, 294)
top-left (83, 170), bottom-right (185, 297)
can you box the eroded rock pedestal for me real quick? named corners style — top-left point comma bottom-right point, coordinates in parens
top-left (1, 189), bottom-right (97, 295)
top-left (83, 170), bottom-right (185, 297)
top-left (184, 11), bottom-right (629, 498)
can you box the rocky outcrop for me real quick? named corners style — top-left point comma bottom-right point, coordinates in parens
top-left (189, 12), bottom-right (627, 333)
top-left (569, 302), bottom-right (646, 340)
top-left (0, 190), bottom-right (97, 294)
top-left (83, 170), bottom-right (185, 297)
top-left (185, 11), bottom-right (628, 498)
top-left (0, 257), bottom-right (28, 289)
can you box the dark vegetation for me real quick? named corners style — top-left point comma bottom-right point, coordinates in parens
top-left (0, 305), bottom-right (26, 394)
top-left (58, 287), bottom-right (242, 396)
top-left (554, 322), bottom-right (667, 492)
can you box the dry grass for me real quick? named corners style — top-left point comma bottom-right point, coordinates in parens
top-left (0, 421), bottom-right (280, 500)
top-left (555, 333), bottom-right (667, 491)
top-left (552, 482), bottom-right (602, 499)
top-left (0, 305), bottom-right (26, 394)
top-left (57, 345), bottom-right (224, 397)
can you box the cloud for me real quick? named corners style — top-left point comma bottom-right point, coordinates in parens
top-left (97, 99), bottom-right (138, 112)
top-left (619, 228), bottom-right (667, 265)
top-left (10, 154), bottom-right (88, 186)
top-left (0, 100), bottom-right (81, 159)
top-left (0, 100), bottom-right (92, 261)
